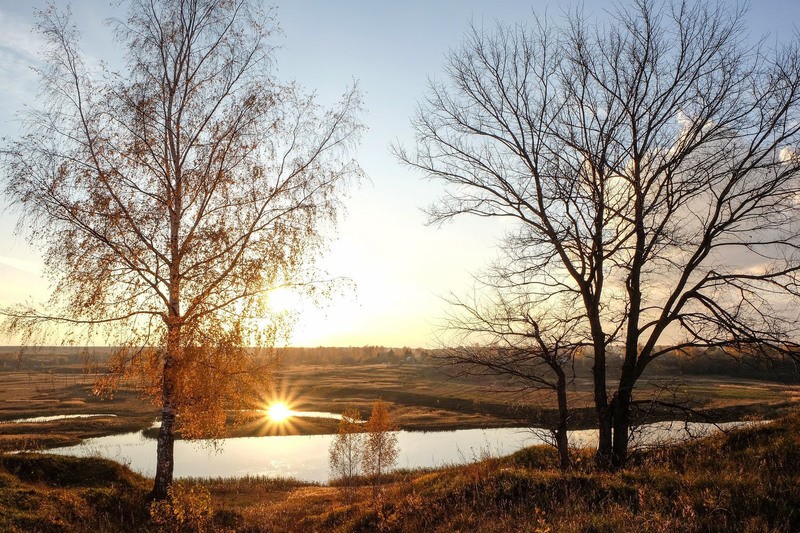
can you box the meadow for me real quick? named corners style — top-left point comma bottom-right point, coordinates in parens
top-left (0, 346), bottom-right (794, 451)
top-left (0, 346), bottom-right (797, 531)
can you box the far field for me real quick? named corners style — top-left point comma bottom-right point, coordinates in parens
top-left (0, 346), bottom-right (796, 452)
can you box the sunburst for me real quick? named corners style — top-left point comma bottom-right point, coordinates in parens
top-left (266, 402), bottom-right (292, 422)
top-left (242, 380), bottom-right (309, 436)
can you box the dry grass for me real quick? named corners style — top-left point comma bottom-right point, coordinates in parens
top-left (0, 411), bottom-right (797, 531)
top-left (0, 453), bottom-right (151, 532)
top-left (274, 363), bottom-right (795, 433)
top-left (226, 412), bottom-right (799, 532)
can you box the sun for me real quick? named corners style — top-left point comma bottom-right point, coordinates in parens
top-left (267, 286), bottom-right (301, 314)
top-left (252, 382), bottom-right (307, 435)
top-left (267, 402), bottom-right (292, 422)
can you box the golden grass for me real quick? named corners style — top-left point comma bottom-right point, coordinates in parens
top-left (0, 411), bottom-right (798, 531)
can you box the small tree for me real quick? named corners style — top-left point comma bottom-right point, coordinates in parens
top-left (440, 279), bottom-right (584, 470)
top-left (361, 399), bottom-right (399, 498)
top-left (328, 407), bottom-right (364, 501)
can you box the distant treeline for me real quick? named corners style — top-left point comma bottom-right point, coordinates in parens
top-left (275, 345), bottom-right (800, 383)
top-left (0, 346), bottom-right (115, 373)
top-left (275, 346), bottom-right (429, 366)
top-left (274, 346), bottom-right (800, 383)
top-left (0, 345), bottom-right (797, 383)
top-left (637, 346), bottom-right (800, 383)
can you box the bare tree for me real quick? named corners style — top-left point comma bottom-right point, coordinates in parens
top-left (439, 271), bottom-right (586, 470)
top-left (399, 0), bottom-right (800, 469)
top-left (329, 407), bottom-right (364, 501)
top-left (1, 0), bottom-right (362, 499)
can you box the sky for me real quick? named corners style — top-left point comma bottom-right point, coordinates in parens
top-left (1, 0), bottom-right (799, 348)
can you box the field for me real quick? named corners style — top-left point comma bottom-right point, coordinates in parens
top-left (0, 365), bottom-right (155, 451)
top-left (0, 346), bottom-right (797, 531)
top-left (0, 346), bottom-right (795, 452)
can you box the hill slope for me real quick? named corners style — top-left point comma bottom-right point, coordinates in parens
top-left (0, 412), bottom-right (797, 531)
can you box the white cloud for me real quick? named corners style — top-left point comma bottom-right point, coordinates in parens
top-left (0, 254), bottom-right (43, 275)
top-left (0, 8), bottom-right (46, 129)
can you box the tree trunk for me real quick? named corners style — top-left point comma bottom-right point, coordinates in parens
top-left (152, 146), bottom-right (183, 501)
top-left (150, 323), bottom-right (180, 500)
top-left (612, 155), bottom-right (644, 471)
top-left (611, 366), bottom-right (637, 469)
top-left (595, 404), bottom-right (613, 469)
top-left (555, 368), bottom-right (571, 470)
top-left (591, 340), bottom-right (613, 469)
top-left (372, 451), bottom-right (381, 500)
top-left (611, 388), bottom-right (632, 469)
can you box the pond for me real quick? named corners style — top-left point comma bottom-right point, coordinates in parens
top-left (44, 413), bottom-right (757, 483)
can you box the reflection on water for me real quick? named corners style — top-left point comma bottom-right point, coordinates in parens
top-left (263, 410), bottom-right (344, 420)
top-left (4, 414), bottom-right (118, 424)
top-left (45, 412), bottom-right (760, 483)
top-left (568, 420), bottom-right (759, 449)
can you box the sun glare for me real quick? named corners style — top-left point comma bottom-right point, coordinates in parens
top-left (267, 402), bottom-right (292, 422)
top-left (267, 287), bottom-right (301, 314)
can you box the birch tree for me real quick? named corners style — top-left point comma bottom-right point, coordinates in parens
top-left (329, 407), bottom-right (364, 501)
top-left (361, 399), bottom-right (398, 498)
top-left (1, 0), bottom-right (362, 499)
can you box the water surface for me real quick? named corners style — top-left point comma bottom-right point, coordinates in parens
top-left (46, 412), bottom-right (756, 483)
top-left (5, 414), bottom-right (117, 424)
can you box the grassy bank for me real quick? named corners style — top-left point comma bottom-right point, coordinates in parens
top-left (0, 454), bottom-right (150, 532)
top-left (0, 410), bottom-right (797, 531)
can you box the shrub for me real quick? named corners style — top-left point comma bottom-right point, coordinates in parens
top-left (149, 482), bottom-right (213, 532)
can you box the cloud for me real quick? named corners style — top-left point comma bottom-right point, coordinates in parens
top-left (0, 254), bottom-right (43, 275)
top-left (779, 146), bottom-right (796, 163)
top-left (0, 8), bottom-right (46, 127)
